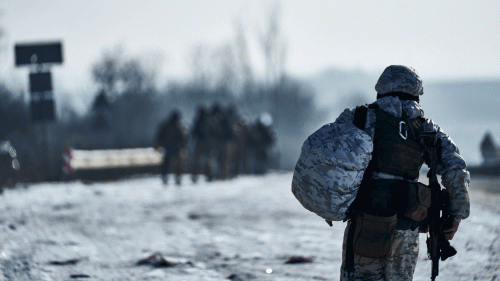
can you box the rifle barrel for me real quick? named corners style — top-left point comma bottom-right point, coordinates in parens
top-left (432, 259), bottom-right (439, 280)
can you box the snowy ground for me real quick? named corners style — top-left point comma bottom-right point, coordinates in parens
top-left (0, 171), bottom-right (498, 281)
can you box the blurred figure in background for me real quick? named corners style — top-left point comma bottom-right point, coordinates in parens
top-left (247, 114), bottom-right (275, 174)
top-left (190, 106), bottom-right (210, 183)
top-left (206, 103), bottom-right (234, 180)
top-left (226, 105), bottom-right (249, 177)
top-left (188, 104), bottom-right (276, 181)
top-left (156, 110), bottom-right (186, 185)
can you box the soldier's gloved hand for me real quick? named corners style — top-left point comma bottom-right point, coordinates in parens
top-left (444, 220), bottom-right (460, 240)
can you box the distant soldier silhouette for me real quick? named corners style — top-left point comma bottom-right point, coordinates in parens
top-left (156, 110), bottom-right (186, 185)
top-left (190, 106), bottom-right (211, 183)
top-left (206, 103), bottom-right (234, 180)
top-left (480, 132), bottom-right (499, 166)
top-left (226, 105), bottom-right (249, 177)
top-left (247, 116), bottom-right (274, 174)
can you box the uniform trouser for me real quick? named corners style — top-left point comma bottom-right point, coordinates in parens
top-left (161, 154), bottom-right (182, 181)
top-left (191, 152), bottom-right (208, 178)
top-left (340, 222), bottom-right (420, 281)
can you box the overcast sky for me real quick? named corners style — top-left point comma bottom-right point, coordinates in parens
top-left (1, 0), bottom-right (499, 93)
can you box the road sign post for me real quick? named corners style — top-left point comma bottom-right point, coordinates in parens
top-left (14, 41), bottom-right (63, 180)
top-left (15, 42), bottom-right (63, 66)
top-left (15, 41), bottom-right (63, 123)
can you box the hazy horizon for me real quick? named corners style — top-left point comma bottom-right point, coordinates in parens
top-left (1, 1), bottom-right (499, 168)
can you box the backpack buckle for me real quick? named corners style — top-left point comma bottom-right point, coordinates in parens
top-left (399, 121), bottom-right (408, 140)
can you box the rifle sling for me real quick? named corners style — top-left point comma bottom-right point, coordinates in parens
top-left (344, 218), bottom-right (356, 276)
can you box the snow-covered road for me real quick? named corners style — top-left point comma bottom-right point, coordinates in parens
top-left (0, 172), bottom-right (498, 280)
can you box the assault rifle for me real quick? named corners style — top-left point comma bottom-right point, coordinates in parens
top-left (420, 132), bottom-right (457, 281)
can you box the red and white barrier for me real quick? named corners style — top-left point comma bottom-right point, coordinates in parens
top-left (62, 148), bottom-right (75, 175)
top-left (62, 147), bottom-right (163, 174)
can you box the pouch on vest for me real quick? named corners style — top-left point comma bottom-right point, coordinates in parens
top-left (353, 211), bottom-right (397, 258)
top-left (368, 179), bottom-right (404, 211)
top-left (404, 182), bottom-right (431, 221)
top-left (358, 179), bottom-right (432, 222)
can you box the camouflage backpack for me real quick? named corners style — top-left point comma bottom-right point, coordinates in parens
top-left (291, 108), bottom-right (373, 221)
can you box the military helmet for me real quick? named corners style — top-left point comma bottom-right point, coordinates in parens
top-left (375, 65), bottom-right (423, 96)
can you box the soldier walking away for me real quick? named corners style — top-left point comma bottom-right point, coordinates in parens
top-left (291, 65), bottom-right (470, 281)
top-left (226, 105), bottom-right (250, 177)
top-left (247, 116), bottom-right (275, 174)
top-left (156, 110), bottom-right (186, 185)
top-left (206, 103), bottom-right (233, 180)
top-left (190, 106), bottom-right (210, 183)
top-left (339, 66), bottom-right (470, 280)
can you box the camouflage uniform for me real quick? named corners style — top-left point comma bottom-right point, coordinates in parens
top-left (156, 111), bottom-right (187, 185)
top-left (190, 106), bottom-right (211, 183)
top-left (341, 223), bottom-right (419, 281)
top-left (337, 66), bottom-right (470, 280)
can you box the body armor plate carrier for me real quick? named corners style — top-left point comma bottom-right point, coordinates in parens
top-left (351, 104), bottom-right (428, 216)
top-left (372, 107), bottom-right (425, 179)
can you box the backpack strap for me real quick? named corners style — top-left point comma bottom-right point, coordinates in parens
top-left (353, 105), bottom-right (368, 130)
top-left (345, 103), bottom-right (377, 277)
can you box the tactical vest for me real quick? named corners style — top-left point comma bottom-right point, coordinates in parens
top-left (344, 103), bottom-right (431, 266)
top-left (351, 104), bottom-right (427, 216)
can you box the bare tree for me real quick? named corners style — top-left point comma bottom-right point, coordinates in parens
top-left (92, 48), bottom-right (123, 101)
top-left (259, 4), bottom-right (287, 124)
top-left (261, 4), bottom-right (286, 87)
top-left (190, 45), bottom-right (212, 89)
top-left (120, 58), bottom-right (156, 95)
top-left (234, 21), bottom-right (254, 90)
top-left (92, 47), bottom-right (159, 99)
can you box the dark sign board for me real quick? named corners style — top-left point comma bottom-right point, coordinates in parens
top-left (15, 42), bottom-right (63, 66)
top-left (30, 99), bottom-right (55, 122)
top-left (30, 72), bottom-right (52, 92)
